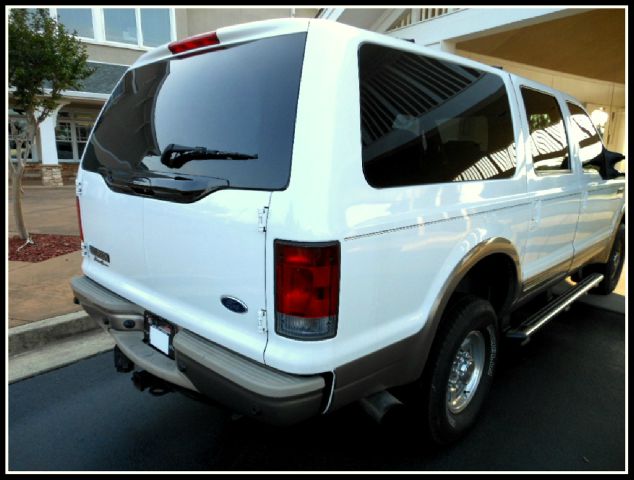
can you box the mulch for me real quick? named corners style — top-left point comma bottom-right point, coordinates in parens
top-left (9, 234), bottom-right (81, 262)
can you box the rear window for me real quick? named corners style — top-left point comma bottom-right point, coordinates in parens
top-left (82, 32), bottom-right (307, 193)
top-left (358, 44), bottom-right (516, 188)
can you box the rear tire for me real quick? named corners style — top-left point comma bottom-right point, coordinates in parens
top-left (590, 224), bottom-right (625, 295)
top-left (417, 294), bottom-right (499, 445)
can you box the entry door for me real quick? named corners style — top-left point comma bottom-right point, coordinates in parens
top-left (513, 80), bottom-right (582, 289)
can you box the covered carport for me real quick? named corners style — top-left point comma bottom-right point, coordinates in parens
top-left (450, 9), bottom-right (626, 158)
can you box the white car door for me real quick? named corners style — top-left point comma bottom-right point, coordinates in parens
top-left (512, 78), bottom-right (583, 290)
top-left (564, 101), bottom-right (625, 265)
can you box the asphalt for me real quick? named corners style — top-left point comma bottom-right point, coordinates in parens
top-left (7, 302), bottom-right (625, 471)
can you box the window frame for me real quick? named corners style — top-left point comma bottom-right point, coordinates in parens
top-left (51, 7), bottom-right (96, 40)
top-left (55, 109), bottom-right (98, 163)
top-left (50, 7), bottom-right (176, 50)
top-left (54, 118), bottom-right (75, 161)
top-left (519, 85), bottom-right (574, 177)
top-left (9, 112), bottom-right (39, 163)
top-left (565, 101), bottom-right (606, 177)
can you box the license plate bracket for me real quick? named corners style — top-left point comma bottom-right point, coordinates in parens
top-left (143, 311), bottom-right (176, 359)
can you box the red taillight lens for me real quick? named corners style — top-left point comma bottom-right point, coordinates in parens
top-left (275, 241), bottom-right (340, 340)
top-left (168, 31), bottom-right (219, 54)
top-left (75, 196), bottom-right (84, 242)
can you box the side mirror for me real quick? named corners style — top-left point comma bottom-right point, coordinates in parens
top-left (586, 149), bottom-right (625, 179)
top-left (604, 149), bottom-right (625, 179)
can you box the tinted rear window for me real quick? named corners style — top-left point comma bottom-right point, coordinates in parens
top-left (82, 33), bottom-right (307, 191)
top-left (359, 44), bottom-right (516, 188)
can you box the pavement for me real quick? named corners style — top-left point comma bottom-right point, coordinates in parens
top-left (6, 186), bottom-right (627, 384)
top-left (9, 185), bottom-right (84, 328)
top-left (8, 185), bottom-right (80, 236)
top-left (8, 186), bottom-right (114, 382)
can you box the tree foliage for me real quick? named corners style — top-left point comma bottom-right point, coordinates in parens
top-left (9, 8), bottom-right (93, 123)
top-left (9, 8), bottom-right (93, 240)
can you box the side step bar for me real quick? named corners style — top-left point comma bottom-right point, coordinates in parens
top-left (506, 273), bottom-right (604, 341)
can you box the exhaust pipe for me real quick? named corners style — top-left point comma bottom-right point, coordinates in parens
top-left (359, 390), bottom-right (405, 425)
top-left (131, 370), bottom-right (174, 396)
top-left (114, 345), bottom-right (134, 373)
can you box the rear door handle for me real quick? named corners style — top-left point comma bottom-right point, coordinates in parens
top-left (617, 187), bottom-right (624, 194)
top-left (530, 200), bottom-right (542, 231)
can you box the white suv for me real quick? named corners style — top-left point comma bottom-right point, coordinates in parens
top-left (72, 18), bottom-right (625, 444)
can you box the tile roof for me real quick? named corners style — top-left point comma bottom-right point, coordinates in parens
top-left (42, 61), bottom-right (128, 95)
top-left (76, 62), bottom-right (128, 94)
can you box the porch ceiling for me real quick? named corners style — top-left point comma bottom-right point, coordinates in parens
top-left (337, 8), bottom-right (390, 30)
top-left (456, 9), bottom-right (624, 84)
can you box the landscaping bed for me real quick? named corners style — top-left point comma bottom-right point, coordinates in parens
top-left (9, 234), bottom-right (81, 262)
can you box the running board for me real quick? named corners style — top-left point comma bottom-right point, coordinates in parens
top-left (506, 273), bottom-right (604, 341)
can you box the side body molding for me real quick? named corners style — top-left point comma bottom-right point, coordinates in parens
top-left (329, 237), bottom-right (522, 412)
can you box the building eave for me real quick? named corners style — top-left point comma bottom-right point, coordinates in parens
top-left (9, 87), bottom-right (109, 103)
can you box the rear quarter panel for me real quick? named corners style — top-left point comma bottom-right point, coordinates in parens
top-left (264, 21), bottom-right (532, 375)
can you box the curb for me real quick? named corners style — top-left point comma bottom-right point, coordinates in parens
top-left (9, 329), bottom-right (115, 384)
top-left (9, 311), bottom-right (99, 357)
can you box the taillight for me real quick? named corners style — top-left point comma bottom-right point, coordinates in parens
top-left (75, 196), bottom-right (84, 242)
top-left (275, 241), bottom-right (340, 340)
top-left (168, 31), bottom-right (219, 54)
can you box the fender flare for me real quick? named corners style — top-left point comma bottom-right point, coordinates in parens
top-left (404, 237), bottom-right (521, 376)
top-left (618, 205), bottom-right (626, 226)
top-left (429, 237), bottom-right (522, 322)
top-left (330, 237), bottom-right (522, 411)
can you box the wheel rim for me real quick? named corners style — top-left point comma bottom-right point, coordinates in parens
top-left (446, 330), bottom-right (486, 414)
top-left (610, 237), bottom-right (623, 283)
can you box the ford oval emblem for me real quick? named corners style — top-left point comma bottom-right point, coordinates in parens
top-left (221, 296), bottom-right (248, 314)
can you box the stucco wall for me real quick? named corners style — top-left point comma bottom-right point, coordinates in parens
top-left (183, 8), bottom-right (318, 37)
top-left (174, 9), bottom-right (189, 39)
top-left (84, 9), bottom-right (319, 63)
top-left (85, 43), bottom-right (145, 66)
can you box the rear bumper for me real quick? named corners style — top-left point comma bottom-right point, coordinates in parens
top-left (71, 275), bottom-right (327, 425)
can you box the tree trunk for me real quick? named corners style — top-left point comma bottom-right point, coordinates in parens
top-left (9, 117), bottom-right (35, 241)
top-left (11, 161), bottom-right (29, 240)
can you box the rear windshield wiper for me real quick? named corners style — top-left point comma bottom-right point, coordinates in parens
top-left (160, 143), bottom-right (258, 169)
top-left (98, 167), bottom-right (230, 203)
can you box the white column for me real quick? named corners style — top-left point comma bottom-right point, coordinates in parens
top-left (37, 103), bottom-right (68, 165)
top-left (440, 40), bottom-right (457, 53)
top-left (319, 8), bottom-right (344, 21)
top-left (411, 8), bottom-right (421, 24)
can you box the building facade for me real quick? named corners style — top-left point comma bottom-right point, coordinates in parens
top-left (8, 7), bottom-right (318, 185)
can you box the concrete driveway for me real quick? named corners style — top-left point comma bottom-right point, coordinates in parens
top-left (8, 186), bottom-right (79, 237)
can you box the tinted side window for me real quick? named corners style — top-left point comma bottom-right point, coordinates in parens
top-left (567, 102), bottom-right (605, 175)
top-left (359, 44), bottom-right (516, 188)
top-left (520, 88), bottom-right (571, 175)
